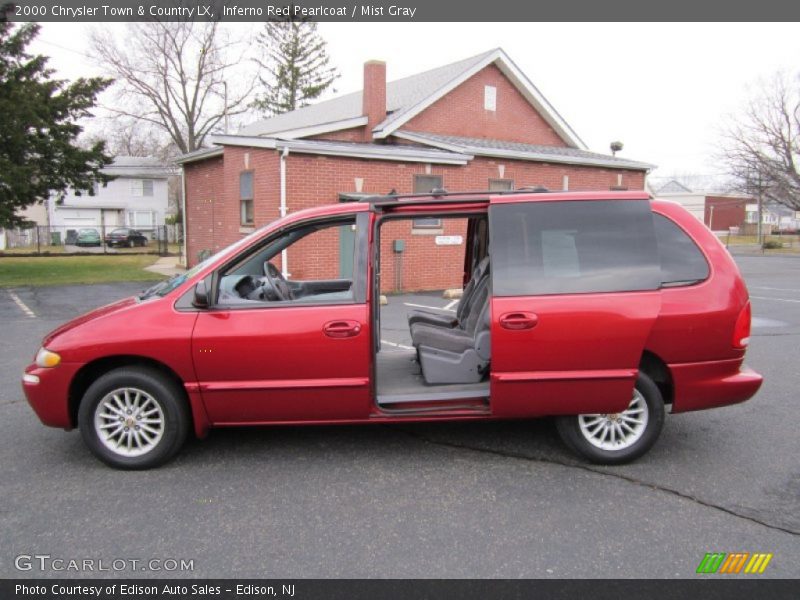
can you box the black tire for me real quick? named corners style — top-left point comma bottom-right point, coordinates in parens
top-left (555, 372), bottom-right (664, 465)
top-left (77, 366), bottom-right (190, 469)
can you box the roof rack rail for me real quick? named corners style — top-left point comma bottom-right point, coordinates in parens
top-left (357, 187), bottom-right (564, 208)
top-left (515, 186), bottom-right (550, 192)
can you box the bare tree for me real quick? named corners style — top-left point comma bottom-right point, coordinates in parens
top-left (84, 118), bottom-right (176, 160)
top-left (90, 22), bottom-right (255, 154)
top-left (720, 72), bottom-right (800, 210)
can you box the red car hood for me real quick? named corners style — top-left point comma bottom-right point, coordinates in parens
top-left (43, 296), bottom-right (140, 347)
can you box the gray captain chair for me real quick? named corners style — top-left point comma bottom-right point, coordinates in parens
top-left (412, 278), bottom-right (491, 385)
top-left (406, 256), bottom-right (490, 330)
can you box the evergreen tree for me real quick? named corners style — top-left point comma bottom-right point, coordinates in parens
top-left (253, 19), bottom-right (339, 115)
top-left (0, 22), bottom-right (113, 228)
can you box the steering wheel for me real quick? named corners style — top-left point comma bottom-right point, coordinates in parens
top-left (263, 261), bottom-right (292, 301)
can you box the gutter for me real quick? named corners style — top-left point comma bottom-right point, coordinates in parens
top-left (181, 167), bottom-right (188, 268)
top-left (279, 146), bottom-right (289, 278)
top-left (209, 134), bottom-right (470, 165)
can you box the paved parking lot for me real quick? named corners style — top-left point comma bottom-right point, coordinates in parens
top-left (1, 256), bottom-right (798, 578)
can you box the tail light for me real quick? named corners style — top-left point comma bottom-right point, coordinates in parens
top-left (732, 301), bottom-right (752, 349)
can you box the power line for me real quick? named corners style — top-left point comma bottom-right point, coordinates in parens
top-left (35, 38), bottom-right (91, 60)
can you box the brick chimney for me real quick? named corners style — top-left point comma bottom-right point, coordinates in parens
top-left (362, 60), bottom-right (386, 141)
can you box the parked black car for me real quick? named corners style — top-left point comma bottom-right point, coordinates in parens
top-left (104, 228), bottom-right (148, 248)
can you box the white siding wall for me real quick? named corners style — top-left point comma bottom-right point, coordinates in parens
top-left (49, 177), bottom-right (169, 231)
top-left (653, 193), bottom-right (706, 222)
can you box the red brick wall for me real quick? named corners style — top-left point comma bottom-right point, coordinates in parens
top-left (704, 196), bottom-right (748, 231)
top-left (402, 64), bottom-right (568, 146)
top-left (184, 156), bottom-right (224, 265)
top-left (309, 127), bottom-right (367, 142)
top-left (185, 148), bottom-right (646, 292)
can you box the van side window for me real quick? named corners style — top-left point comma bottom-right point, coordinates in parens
top-left (654, 214), bottom-right (710, 286)
top-left (490, 200), bottom-right (660, 296)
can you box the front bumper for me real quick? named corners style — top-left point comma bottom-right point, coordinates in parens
top-left (21, 363), bottom-right (83, 429)
top-left (670, 359), bottom-right (763, 413)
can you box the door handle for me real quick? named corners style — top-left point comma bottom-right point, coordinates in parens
top-left (499, 312), bottom-right (539, 330)
top-left (323, 320), bottom-right (362, 338)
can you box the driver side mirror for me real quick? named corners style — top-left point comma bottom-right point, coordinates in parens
top-left (192, 279), bottom-right (210, 308)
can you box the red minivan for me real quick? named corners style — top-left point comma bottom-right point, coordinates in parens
top-left (22, 190), bottom-right (763, 469)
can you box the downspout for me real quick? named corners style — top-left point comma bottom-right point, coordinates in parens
top-left (280, 146), bottom-right (289, 278)
top-left (181, 167), bottom-right (188, 267)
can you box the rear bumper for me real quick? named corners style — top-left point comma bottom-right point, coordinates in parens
top-left (670, 359), bottom-right (763, 413)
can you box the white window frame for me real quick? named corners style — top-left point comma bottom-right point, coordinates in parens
top-left (484, 85), bottom-right (497, 111)
top-left (127, 210), bottom-right (155, 228)
top-left (131, 179), bottom-right (154, 197)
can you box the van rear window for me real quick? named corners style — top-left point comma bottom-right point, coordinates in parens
top-left (654, 214), bottom-right (710, 286)
top-left (490, 200), bottom-right (660, 296)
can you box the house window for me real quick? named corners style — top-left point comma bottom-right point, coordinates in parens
top-left (131, 179), bottom-right (154, 197)
top-left (128, 211), bottom-right (155, 228)
top-left (484, 85), bottom-right (497, 111)
top-left (240, 171), bottom-right (254, 226)
top-left (489, 178), bottom-right (514, 192)
top-left (412, 174), bottom-right (443, 230)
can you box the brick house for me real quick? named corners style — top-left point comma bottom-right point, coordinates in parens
top-left (177, 48), bottom-right (653, 291)
top-left (654, 181), bottom-right (750, 232)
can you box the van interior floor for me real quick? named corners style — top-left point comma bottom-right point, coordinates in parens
top-left (375, 348), bottom-right (490, 408)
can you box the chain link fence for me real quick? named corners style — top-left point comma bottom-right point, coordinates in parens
top-left (719, 224), bottom-right (800, 255)
top-left (0, 224), bottom-right (183, 257)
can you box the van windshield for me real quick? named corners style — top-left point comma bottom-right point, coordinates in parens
top-left (139, 225), bottom-right (270, 299)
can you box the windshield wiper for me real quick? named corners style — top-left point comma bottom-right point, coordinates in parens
top-left (139, 274), bottom-right (180, 300)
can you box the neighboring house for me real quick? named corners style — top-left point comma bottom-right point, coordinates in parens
top-left (773, 205), bottom-right (800, 231)
top-left (177, 48), bottom-right (655, 291)
top-left (0, 201), bottom-right (50, 250)
top-left (48, 156), bottom-right (173, 239)
top-left (746, 202), bottom-right (800, 232)
top-left (654, 180), bottom-right (750, 232)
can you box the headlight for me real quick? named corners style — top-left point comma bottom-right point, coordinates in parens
top-left (35, 347), bottom-right (61, 368)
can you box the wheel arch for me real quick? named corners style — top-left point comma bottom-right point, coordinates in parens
top-left (68, 355), bottom-right (199, 434)
top-left (639, 350), bottom-right (674, 406)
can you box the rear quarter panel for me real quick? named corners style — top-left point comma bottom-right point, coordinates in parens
top-left (645, 201), bottom-right (749, 364)
top-left (645, 201), bottom-right (758, 412)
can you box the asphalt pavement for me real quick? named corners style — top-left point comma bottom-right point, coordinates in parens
top-left (0, 258), bottom-right (798, 578)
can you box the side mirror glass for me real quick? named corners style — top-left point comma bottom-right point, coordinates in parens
top-left (193, 280), bottom-right (210, 308)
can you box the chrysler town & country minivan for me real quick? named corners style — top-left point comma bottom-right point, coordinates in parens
top-left (22, 190), bottom-right (763, 469)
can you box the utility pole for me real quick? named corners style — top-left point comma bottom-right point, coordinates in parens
top-left (756, 172), bottom-right (763, 245)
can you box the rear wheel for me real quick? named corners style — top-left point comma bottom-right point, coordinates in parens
top-left (556, 372), bottom-right (664, 465)
top-left (78, 367), bottom-right (189, 469)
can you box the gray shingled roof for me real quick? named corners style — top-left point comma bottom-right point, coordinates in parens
top-left (654, 180), bottom-right (694, 194)
top-left (398, 132), bottom-right (654, 171)
top-left (240, 49), bottom-right (497, 137)
top-left (103, 156), bottom-right (174, 178)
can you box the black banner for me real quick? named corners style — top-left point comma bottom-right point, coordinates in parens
top-left (2, 0), bottom-right (800, 22)
top-left (3, 579), bottom-right (800, 600)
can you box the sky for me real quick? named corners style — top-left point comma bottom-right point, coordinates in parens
top-left (28, 21), bottom-right (800, 180)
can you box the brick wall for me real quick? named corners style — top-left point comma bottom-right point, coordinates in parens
top-left (403, 64), bottom-right (568, 146)
top-left (704, 196), bottom-right (748, 231)
top-left (184, 155), bottom-right (223, 265)
top-left (185, 147), bottom-right (646, 293)
top-left (310, 127), bottom-right (367, 142)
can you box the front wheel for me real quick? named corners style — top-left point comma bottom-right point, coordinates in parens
top-left (78, 367), bottom-right (190, 469)
top-left (556, 373), bottom-right (665, 465)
